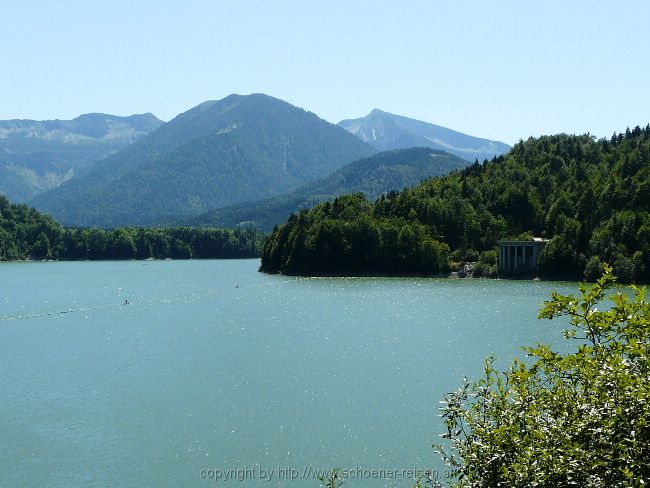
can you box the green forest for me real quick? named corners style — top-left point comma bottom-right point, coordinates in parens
top-left (261, 125), bottom-right (650, 282)
top-left (0, 195), bottom-right (263, 261)
top-left (31, 94), bottom-right (374, 227)
top-left (192, 147), bottom-right (472, 231)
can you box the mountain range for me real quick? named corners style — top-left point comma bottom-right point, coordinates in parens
top-left (0, 113), bottom-right (162, 202)
top-left (30, 94), bottom-right (375, 227)
top-left (190, 147), bottom-right (473, 231)
top-left (338, 109), bottom-right (510, 162)
top-left (0, 94), bottom-right (513, 229)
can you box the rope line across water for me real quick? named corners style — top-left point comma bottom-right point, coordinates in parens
top-left (0, 289), bottom-right (221, 322)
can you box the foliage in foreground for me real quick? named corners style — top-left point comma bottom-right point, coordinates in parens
top-left (436, 265), bottom-right (650, 486)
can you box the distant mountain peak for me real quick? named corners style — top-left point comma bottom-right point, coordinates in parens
top-left (0, 112), bottom-right (163, 202)
top-left (30, 94), bottom-right (375, 227)
top-left (338, 110), bottom-right (510, 162)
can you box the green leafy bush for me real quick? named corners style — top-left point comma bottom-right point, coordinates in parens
top-left (436, 265), bottom-right (650, 486)
top-left (473, 250), bottom-right (498, 278)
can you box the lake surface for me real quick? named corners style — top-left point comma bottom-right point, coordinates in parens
top-left (0, 260), bottom-right (577, 487)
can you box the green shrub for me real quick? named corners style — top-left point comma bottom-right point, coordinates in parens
top-left (584, 255), bottom-right (604, 282)
top-left (463, 249), bottom-right (479, 262)
top-left (437, 265), bottom-right (650, 486)
top-left (473, 250), bottom-right (498, 277)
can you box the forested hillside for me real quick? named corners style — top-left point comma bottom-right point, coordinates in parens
top-left (0, 195), bottom-right (263, 261)
top-left (191, 147), bottom-right (472, 231)
top-left (261, 126), bottom-right (650, 281)
top-left (31, 94), bottom-right (374, 227)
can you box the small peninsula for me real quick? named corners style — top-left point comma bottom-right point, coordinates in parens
top-left (261, 127), bottom-right (650, 283)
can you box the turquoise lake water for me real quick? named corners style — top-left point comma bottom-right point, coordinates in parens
top-left (0, 259), bottom-right (578, 487)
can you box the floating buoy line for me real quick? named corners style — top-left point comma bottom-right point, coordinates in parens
top-left (0, 289), bottom-right (222, 322)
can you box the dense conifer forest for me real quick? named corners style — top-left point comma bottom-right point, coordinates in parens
top-left (0, 195), bottom-right (263, 261)
top-left (261, 126), bottom-right (650, 281)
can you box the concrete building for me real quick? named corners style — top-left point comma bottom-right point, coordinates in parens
top-left (497, 238), bottom-right (549, 274)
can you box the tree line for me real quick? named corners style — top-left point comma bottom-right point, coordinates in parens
top-left (262, 125), bottom-right (650, 281)
top-left (0, 195), bottom-right (264, 261)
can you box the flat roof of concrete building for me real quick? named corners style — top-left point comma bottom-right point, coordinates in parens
top-left (497, 238), bottom-right (549, 245)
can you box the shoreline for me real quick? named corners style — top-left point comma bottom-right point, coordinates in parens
top-left (259, 268), bottom-right (582, 283)
top-left (1, 259), bottom-right (587, 283)
top-left (0, 256), bottom-right (261, 263)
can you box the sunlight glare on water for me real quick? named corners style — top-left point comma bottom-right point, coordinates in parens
top-left (0, 259), bottom-right (576, 487)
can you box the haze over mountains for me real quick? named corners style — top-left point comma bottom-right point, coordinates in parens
top-left (0, 93), bottom-right (514, 229)
top-left (338, 109), bottom-right (510, 162)
top-left (191, 147), bottom-right (473, 231)
top-left (0, 113), bottom-right (162, 202)
top-left (30, 94), bottom-right (375, 227)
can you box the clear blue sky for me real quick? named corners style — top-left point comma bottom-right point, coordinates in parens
top-left (1, 0), bottom-right (648, 144)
